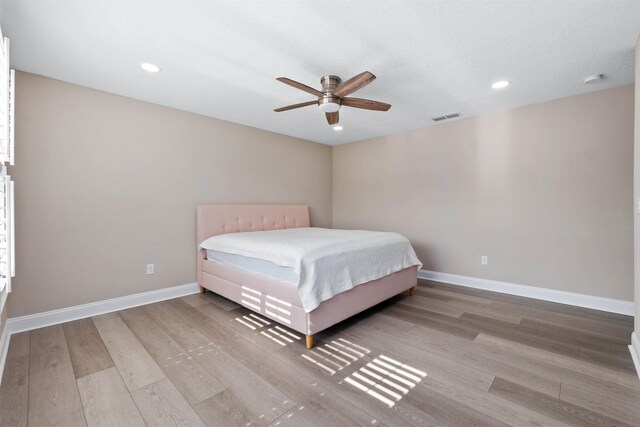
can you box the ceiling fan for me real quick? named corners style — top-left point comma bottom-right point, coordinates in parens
top-left (274, 71), bottom-right (391, 125)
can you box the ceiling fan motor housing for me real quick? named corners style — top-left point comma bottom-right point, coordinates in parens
top-left (321, 75), bottom-right (342, 92)
top-left (319, 75), bottom-right (342, 112)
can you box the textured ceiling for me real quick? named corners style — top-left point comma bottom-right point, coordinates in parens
top-left (1, 0), bottom-right (639, 145)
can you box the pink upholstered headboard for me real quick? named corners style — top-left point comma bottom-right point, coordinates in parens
top-left (196, 204), bottom-right (310, 245)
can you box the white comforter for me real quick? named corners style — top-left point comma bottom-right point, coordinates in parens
top-left (199, 227), bottom-right (422, 312)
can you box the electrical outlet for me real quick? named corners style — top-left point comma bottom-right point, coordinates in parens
top-left (481, 256), bottom-right (488, 265)
top-left (146, 264), bottom-right (155, 275)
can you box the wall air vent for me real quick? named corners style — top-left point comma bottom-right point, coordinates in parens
top-left (432, 112), bottom-right (460, 122)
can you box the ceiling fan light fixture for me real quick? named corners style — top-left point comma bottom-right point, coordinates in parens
top-left (318, 100), bottom-right (340, 113)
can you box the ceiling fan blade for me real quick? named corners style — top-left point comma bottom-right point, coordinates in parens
top-left (332, 71), bottom-right (376, 97)
top-left (326, 111), bottom-right (339, 125)
top-left (341, 97), bottom-right (391, 111)
top-left (276, 77), bottom-right (324, 97)
top-left (274, 100), bottom-right (317, 112)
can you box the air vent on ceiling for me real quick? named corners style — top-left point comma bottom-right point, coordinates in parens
top-left (432, 112), bottom-right (460, 122)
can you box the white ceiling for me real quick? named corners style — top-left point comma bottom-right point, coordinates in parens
top-left (1, 1), bottom-right (639, 146)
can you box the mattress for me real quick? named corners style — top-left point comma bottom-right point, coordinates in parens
top-left (200, 227), bottom-right (422, 312)
top-left (206, 250), bottom-right (299, 285)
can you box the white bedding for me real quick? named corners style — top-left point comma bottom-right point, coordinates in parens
top-left (206, 250), bottom-right (299, 284)
top-left (200, 227), bottom-right (422, 312)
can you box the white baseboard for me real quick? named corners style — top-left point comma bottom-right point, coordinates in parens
top-left (0, 322), bottom-right (10, 386)
top-left (7, 282), bottom-right (200, 334)
top-left (418, 269), bottom-right (634, 316)
top-left (630, 332), bottom-right (640, 380)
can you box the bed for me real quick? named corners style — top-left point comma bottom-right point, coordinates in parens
top-left (196, 204), bottom-right (420, 348)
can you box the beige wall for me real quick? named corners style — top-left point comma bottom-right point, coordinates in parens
top-left (334, 85), bottom-right (634, 301)
top-left (634, 36), bottom-right (640, 332)
top-left (7, 71), bottom-right (635, 318)
top-left (8, 72), bottom-right (332, 317)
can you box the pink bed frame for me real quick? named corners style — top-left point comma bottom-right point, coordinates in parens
top-left (196, 204), bottom-right (417, 348)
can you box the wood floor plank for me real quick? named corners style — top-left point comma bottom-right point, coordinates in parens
top-left (28, 325), bottom-right (86, 427)
top-left (375, 322), bottom-right (559, 398)
top-left (268, 403), bottom-right (340, 427)
top-left (92, 312), bottom-right (165, 392)
top-left (488, 299), bottom-right (633, 341)
top-left (389, 324), bottom-right (562, 397)
top-left (76, 366), bottom-right (145, 427)
top-left (119, 306), bottom-right (225, 405)
top-left (334, 326), bottom-right (495, 393)
top-left (397, 299), bottom-right (616, 375)
top-left (6, 331), bottom-right (30, 358)
top-left (425, 280), bottom-right (633, 326)
top-left (224, 331), bottom-right (380, 426)
top-left (360, 316), bottom-right (565, 426)
top-left (143, 300), bottom-right (239, 351)
top-left (298, 314), bottom-right (489, 426)
top-left (181, 293), bottom-right (212, 308)
top-left (416, 375), bottom-right (572, 427)
top-left (188, 306), bottom-right (383, 427)
top-left (0, 332), bottom-right (30, 427)
top-left (182, 291), bottom-right (241, 311)
top-left (518, 317), bottom-right (631, 348)
top-left (383, 305), bottom-right (479, 340)
top-left (195, 389), bottom-right (263, 427)
top-left (415, 286), bottom-right (493, 306)
top-left (474, 333), bottom-right (640, 397)
top-left (457, 311), bottom-right (635, 373)
top-left (559, 382), bottom-right (640, 426)
top-left (397, 294), bottom-right (466, 317)
top-left (489, 377), bottom-right (631, 427)
top-left (413, 289), bottom-right (523, 324)
top-left (355, 312), bottom-right (416, 335)
top-left (402, 382), bottom-right (510, 427)
top-left (10, 280), bottom-right (638, 426)
top-left (272, 339), bottom-right (444, 426)
top-left (144, 300), bottom-right (296, 423)
top-left (197, 291), bottom-right (242, 311)
top-left (63, 318), bottom-right (115, 379)
top-left (131, 377), bottom-right (206, 427)
top-left (141, 301), bottom-right (224, 351)
top-left (195, 302), bottom-right (285, 353)
top-left (272, 396), bottom-right (391, 427)
top-left (494, 294), bottom-right (632, 325)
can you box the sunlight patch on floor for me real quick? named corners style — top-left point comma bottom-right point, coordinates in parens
top-left (261, 327), bottom-right (301, 346)
top-left (233, 311), bottom-right (302, 347)
top-left (300, 338), bottom-right (371, 375)
top-left (344, 355), bottom-right (426, 407)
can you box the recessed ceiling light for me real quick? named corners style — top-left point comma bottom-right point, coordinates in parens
top-left (492, 80), bottom-right (510, 89)
top-left (333, 125), bottom-right (343, 131)
top-left (140, 63), bottom-right (161, 73)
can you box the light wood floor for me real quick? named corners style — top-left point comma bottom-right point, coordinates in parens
top-left (1, 279), bottom-right (639, 426)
